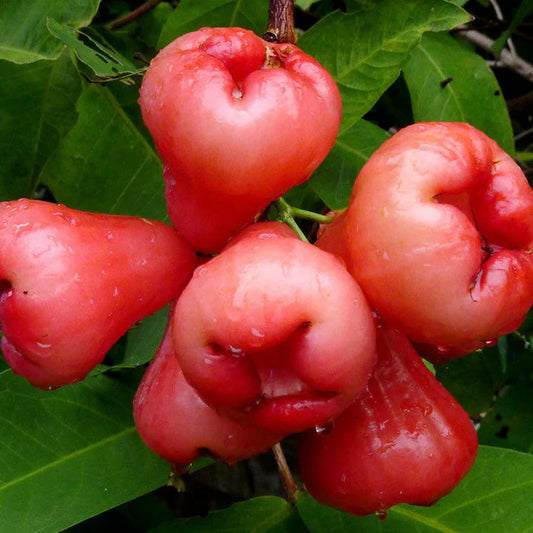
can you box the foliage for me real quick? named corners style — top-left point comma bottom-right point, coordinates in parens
top-left (0, 0), bottom-right (532, 531)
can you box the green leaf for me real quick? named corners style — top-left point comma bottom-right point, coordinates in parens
top-left (158, 0), bottom-right (270, 49)
top-left (308, 120), bottom-right (389, 210)
top-left (295, 0), bottom-right (318, 10)
top-left (0, 52), bottom-right (82, 201)
top-left (297, 446), bottom-right (533, 532)
top-left (46, 18), bottom-right (139, 82)
top-left (40, 84), bottom-right (167, 221)
top-left (297, 0), bottom-right (470, 133)
top-left (0, 370), bottom-right (169, 533)
top-left (0, 0), bottom-right (101, 64)
top-left (403, 32), bottom-right (514, 154)
top-left (435, 351), bottom-right (496, 417)
top-left (152, 496), bottom-right (307, 532)
top-left (112, 305), bottom-right (170, 370)
top-left (437, 335), bottom-right (533, 453)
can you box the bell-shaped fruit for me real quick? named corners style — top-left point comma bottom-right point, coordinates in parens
top-left (0, 199), bottom-right (197, 389)
top-left (139, 27), bottom-right (342, 253)
top-left (134, 305), bottom-right (283, 466)
top-left (340, 122), bottom-right (533, 357)
top-left (172, 222), bottom-right (377, 434)
top-left (298, 324), bottom-right (479, 516)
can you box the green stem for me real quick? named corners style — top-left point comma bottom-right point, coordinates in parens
top-left (274, 198), bottom-right (308, 242)
top-left (290, 205), bottom-right (333, 224)
top-left (274, 197), bottom-right (332, 243)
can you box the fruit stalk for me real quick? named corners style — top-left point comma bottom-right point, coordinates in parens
top-left (265, 0), bottom-right (296, 43)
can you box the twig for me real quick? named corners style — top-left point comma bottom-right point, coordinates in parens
top-left (109, 0), bottom-right (164, 30)
top-left (456, 27), bottom-right (533, 83)
top-left (272, 443), bottom-right (299, 504)
top-left (488, 0), bottom-right (516, 55)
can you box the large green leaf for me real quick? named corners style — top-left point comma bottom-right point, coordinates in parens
top-left (152, 496), bottom-right (307, 533)
top-left (403, 32), bottom-right (514, 154)
top-left (308, 120), bottom-right (389, 210)
top-left (297, 0), bottom-right (470, 133)
top-left (0, 0), bottom-right (101, 64)
top-left (297, 446), bottom-right (533, 532)
top-left (0, 369), bottom-right (169, 532)
top-left (0, 52), bottom-right (82, 201)
top-left (158, 0), bottom-right (270, 49)
top-left (40, 84), bottom-right (167, 221)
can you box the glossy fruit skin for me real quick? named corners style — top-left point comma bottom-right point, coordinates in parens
top-left (341, 122), bottom-right (533, 356)
top-left (0, 199), bottom-right (197, 389)
top-left (133, 305), bottom-right (283, 466)
top-left (172, 221), bottom-right (377, 434)
top-left (139, 27), bottom-right (342, 254)
top-left (298, 324), bottom-right (479, 516)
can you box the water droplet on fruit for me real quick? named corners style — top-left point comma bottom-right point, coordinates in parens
top-left (227, 345), bottom-right (244, 357)
top-left (52, 211), bottom-right (79, 226)
top-left (36, 342), bottom-right (52, 349)
top-left (13, 222), bottom-right (30, 235)
top-left (315, 420), bottom-right (334, 435)
top-left (251, 328), bottom-right (264, 339)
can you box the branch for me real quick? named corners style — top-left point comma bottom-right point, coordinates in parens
top-left (109, 0), bottom-right (164, 31)
top-left (456, 28), bottom-right (533, 83)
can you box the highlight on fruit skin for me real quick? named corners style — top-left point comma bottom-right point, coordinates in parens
top-left (297, 324), bottom-right (479, 517)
